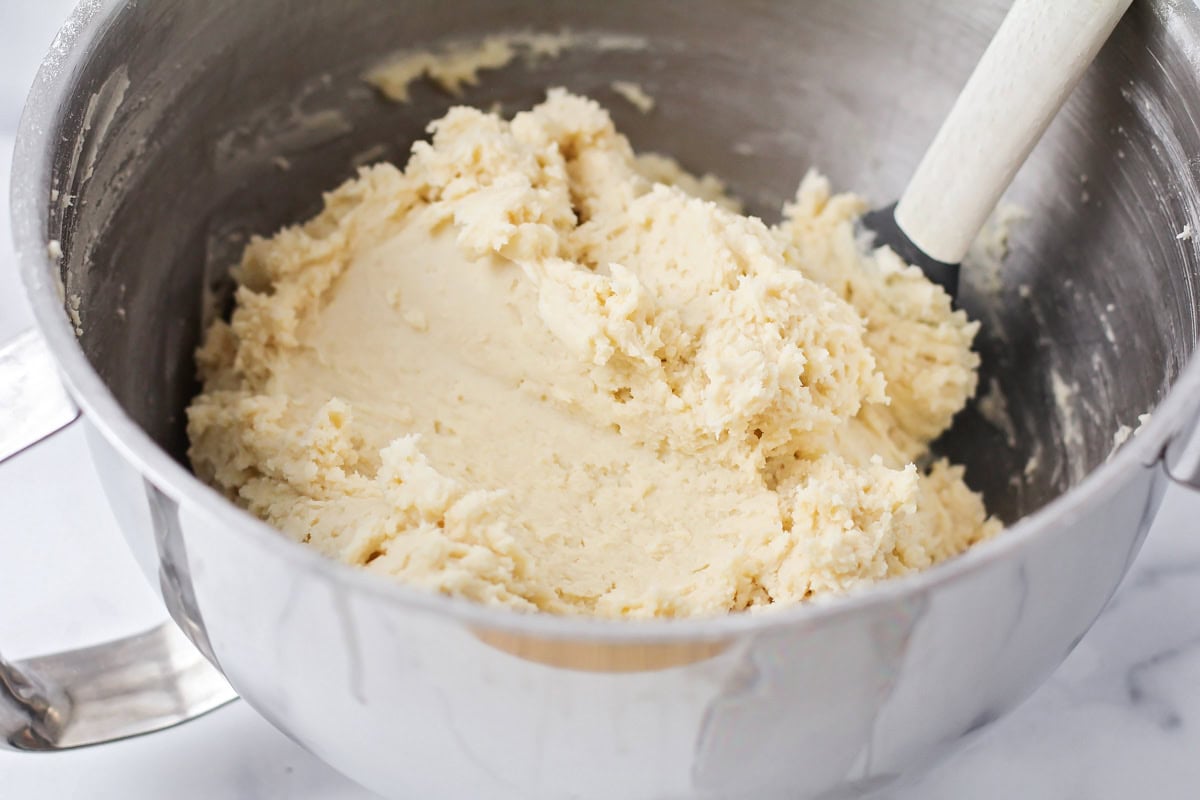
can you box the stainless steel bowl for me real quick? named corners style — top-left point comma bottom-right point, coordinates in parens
top-left (4, 1), bottom-right (1200, 797)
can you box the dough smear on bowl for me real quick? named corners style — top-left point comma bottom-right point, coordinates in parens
top-left (187, 89), bottom-right (1000, 619)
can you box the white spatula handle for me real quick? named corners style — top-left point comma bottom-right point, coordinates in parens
top-left (894, 0), bottom-right (1133, 265)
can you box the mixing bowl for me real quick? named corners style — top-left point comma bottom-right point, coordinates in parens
top-left (4, 1), bottom-right (1200, 797)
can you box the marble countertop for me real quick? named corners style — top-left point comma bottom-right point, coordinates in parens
top-left (3, 4), bottom-right (1200, 798)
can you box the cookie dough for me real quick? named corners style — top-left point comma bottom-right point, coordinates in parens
top-left (187, 90), bottom-right (999, 618)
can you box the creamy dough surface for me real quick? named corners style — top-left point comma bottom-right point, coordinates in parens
top-left (188, 90), bottom-right (1000, 618)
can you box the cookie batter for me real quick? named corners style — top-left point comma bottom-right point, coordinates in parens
top-left (187, 90), bottom-right (999, 618)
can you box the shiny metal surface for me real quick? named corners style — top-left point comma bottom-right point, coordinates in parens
top-left (7, 0), bottom-right (1200, 797)
top-left (0, 329), bottom-right (234, 751)
top-left (0, 330), bottom-right (78, 461)
top-left (1, 623), bottom-right (236, 752)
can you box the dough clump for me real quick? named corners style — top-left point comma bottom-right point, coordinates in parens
top-left (188, 90), bottom-right (999, 618)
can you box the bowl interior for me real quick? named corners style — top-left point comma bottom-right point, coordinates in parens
top-left (41, 0), bottom-right (1200, 524)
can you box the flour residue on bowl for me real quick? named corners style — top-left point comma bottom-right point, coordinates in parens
top-left (1050, 369), bottom-right (1086, 485)
top-left (64, 64), bottom-right (130, 194)
top-left (1109, 412), bottom-right (1153, 459)
top-left (211, 72), bottom-right (355, 174)
top-left (611, 81), bottom-right (656, 114)
top-left (963, 202), bottom-right (1029, 298)
top-left (364, 31), bottom-right (648, 103)
top-left (976, 377), bottom-right (1017, 449)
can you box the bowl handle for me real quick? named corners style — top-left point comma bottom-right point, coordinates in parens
top-left (0, 330), bottom-right (236, 752)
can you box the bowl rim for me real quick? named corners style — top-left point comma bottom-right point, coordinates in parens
top-left (10, 0), bottom-right (1200, 645)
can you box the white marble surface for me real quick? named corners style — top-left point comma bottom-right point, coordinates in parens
top-left (2, 3), bottom-right (1200, 798)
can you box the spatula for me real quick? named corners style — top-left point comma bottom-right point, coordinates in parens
top-left (862, 0), bottom-right (1134, 296)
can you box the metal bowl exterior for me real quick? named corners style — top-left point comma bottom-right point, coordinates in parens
top-left (10, 1), bottom-right (1200, 797)
top-left (79, 414), bottom-right (1168, 798)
